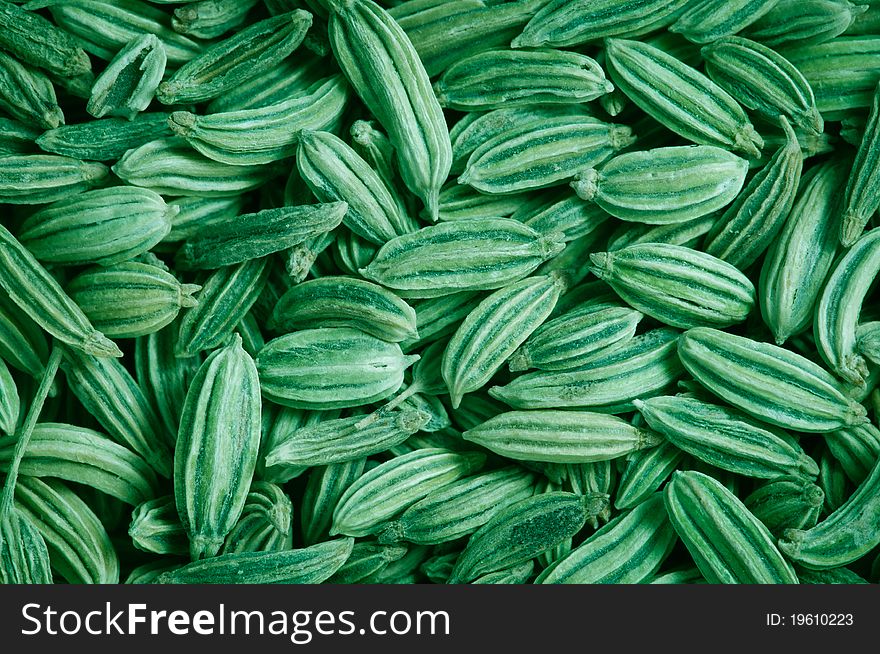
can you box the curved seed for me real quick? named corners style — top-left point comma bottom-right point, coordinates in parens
top-left (670, 0), bottom-right (781, 44)
top-left (66, 262), bottom-right (200, 339)
top-left (327, 0), bottom-right (452, 220)
top-left (745, 476), bottom-right (824, 537)
top-left (590, 243), bottom-right (756, 328)
top-left (814, 228), bottom-right (880, 385)
top-left (174, 335), bottom-right (262, 560)
top-left (538, 493), bottom-right (676, 584)
top-left (513, 0), bottom-right (690, 48)
top-left (0, 423), bottom-right (160, 506)
top-left (759, 159), bottom-right (846, 343)
top-left (464, 410), bottom-right (662, 464)
top-left (572, 145), bottom-right (748, 224)
top-left (257, 327), bottom-right (419, 410)
top-left (840, 81), bottom-right (880, 246)
top-left (665, 470), bottom-right (799, 583)
top-left (778, 457), bottom-right (880, 569)
top-left (376, 467), bottom-right (535, 546)
top-left (157, 10), bottom-right (313, 104)
top-left (155, 538), bottom-right (355, 584)
top-left (176, 202), bottom-right (347, 270)
top-left (176, 259), bottom-right (269, 357)
top-left (448, 491), bottom-right (609, 583)
top-left (490, 328), bottom-right (684, 411)
top-left (605, 38), bottom-right (763, 157)
top-left (15, 476), bottom-right (118, 584)
top-left (297, 129), bottom-right (416, 244)
top-left (0, 225), bottom-right (120, 357)
top-left (678, 327), bottom-right (868, 432)
top-left (703, 116), bottom-right (804, 269)
top-left (442, 273), bottom-right (565, 407)
top-left (360, 218), bottom-right (564, 298)
top-left (435, 49), bottom-right (612, 111)
top-left (703, 37), bottom-right (823, 134)
top-left (17, 186), bottom-right (174, 267)
top-left (331, 448), bottom-right (485, 537)
top-left (635, 395), bottom-right (819, 480)
top-left (460, 115), bottom-right (634, 195)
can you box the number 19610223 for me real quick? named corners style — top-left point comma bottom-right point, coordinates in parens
top-left (766, 614), bottom-right (854, 627)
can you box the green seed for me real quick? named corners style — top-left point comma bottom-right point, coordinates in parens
top-left (513, 0), bottom-right (690, 48)
top-left (169, 75), bottom-right (351, 167)
top-left (538, 493), bottom-right (677, 584)
top-left (615, 440), bottom-right (685, 510)
top-left (300, 459), bottom-right (366, 546)
top-left (331, 448), bottom-right (486, 537)
top-left (490, 328), bottom-right (684, 411)
top-left (128, 495), bottom-right (188, 556)
top-left (376, 466), bottom-right (535, 546)
top-left (0, 50), bottom-right (64, 130)
top-left (257, 327), bottom-right (419, 410)
top-left (399, 0), bottom-right (545, 77)
top-left (27, 0), bottom-right (202, 64)
top-left (0, 508), bottom-right (52, 584)
top-left (17, 187), bottom-right (175, 267)
top-left (176, 202), bottom-right (347, 270)
top-left (297, 129), bottom-right (416, 244)
top-left (172, 0), bottom-right (261, 40)
top-left (15, 476), bottom-right (118, 584)
top-left (206, 52), bottom-right (328, 114)
top-left (572, 145), bottom-right (749, 225)
top-left (702, 37), bottom-right (823, 134)
top-left (743, 0), bottom-right (867, 48)
top-left (678, 327), bottom-right (868, 432)
top-left (435, 49), bottom-right (613, 111)
top-left (221, 482), bottom-right (293, 554)
top-left (0, 154), bottom-right (108, 204)
top-left (635, 395), bottom-right (819, 480)
top-left (442, 273), bottom-right (565, 407)
top-left (463, 410), bottom-right (662, 464)
top-left (263, 407), bottom-right (429, 468)
top-left (327, 540), bottom-right (408, 584)
top-left (360, 218), bottom-right (564, 298)
top-left (174, 334), bottom-right (262, 560)
top-left (0, 422), bottom-right (160, 506)
top-left (665, 470), bottom-right (799, 584)
top-left (782, 36), bottom-right (880, 119)
top-left (670, 0), bottom-right (781, 44)
top-left (0, 0), bottom-right (92, 78)
top-left (36, 113), bottom-right (172, 161)
top-left (66, 262), bottom-right (201, 339)
top-left (176, 259), bottom-right (269, 358)
top-left (61, 347), bottom-right (172, 478)
top-left (814, 227), bottom-right (880, 385)
top-left (157, 10), bottom-right (313, 104)
top-left (0, 359), bottom-right (19, 436)
top-left (460, 115), bottom-right (634, 195)
top-left (87, 34), bottom-right (166, 120)
top-left (759, 159), bottom-right (847, 344)
top-left (448, 491), bottom-right (609, 583)
top-left (605, 38), bottom-right (763, 157)
top-left (778, 457), bottom-right (880, 569)
top-left (702, 116), bottom-right (804, 269)
top-left (589, 243), bottom-right (756, 328)
top-left (0, 224), bottom-right (120, 358)
top-left (509, 302), bottom-right (643, 373)
top-left (840, 82), bottom-right (880, 246)
top-left (744, 476), bottom-right (824, 537)
top-left (134, 319), bottom-right (201, 441)
top-left (155, 538), bottom-right (355, 584)
top-left (112, 138), bottom-right (281, 197)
